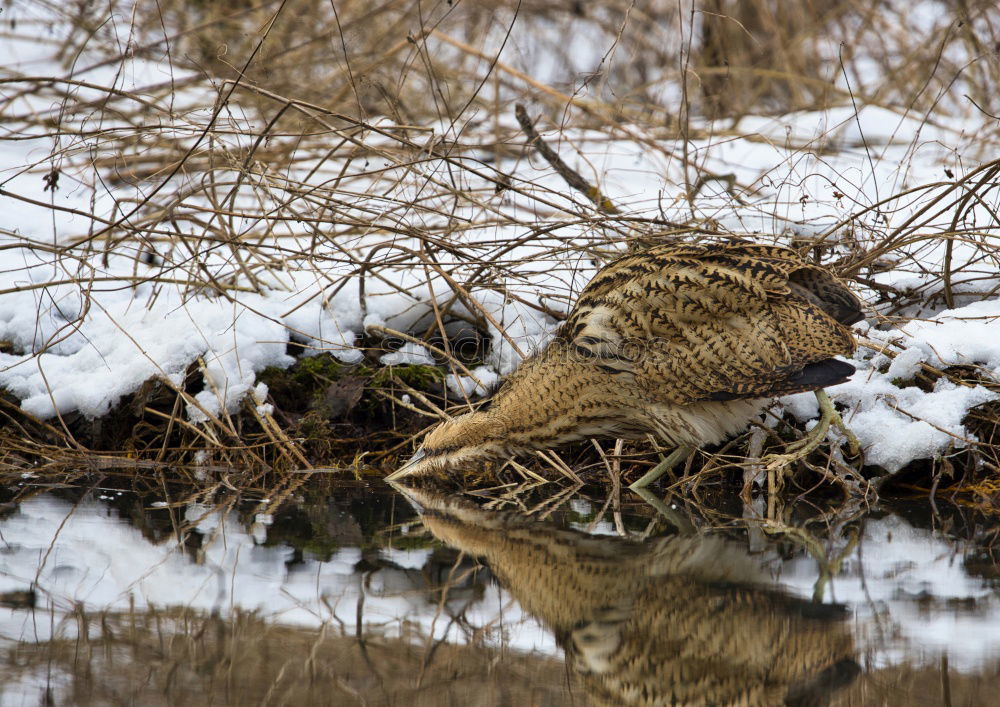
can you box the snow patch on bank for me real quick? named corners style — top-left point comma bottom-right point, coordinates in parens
top-left (781, 300), bottom-right (1000, 472)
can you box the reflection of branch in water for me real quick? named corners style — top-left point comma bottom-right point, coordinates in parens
top-left (418, 552), bottom-right (475, 688)
top-left (753, 510), bottom-right (863, 603)
top-left (399, 485), bottom-right (860, 706)
top-left (354, 571), bottom-right (389, 702)
top-left (628, 486), bottom-right (695, 534)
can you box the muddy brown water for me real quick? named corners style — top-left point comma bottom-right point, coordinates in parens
top-left (0, 475), bottom-right (998, 706)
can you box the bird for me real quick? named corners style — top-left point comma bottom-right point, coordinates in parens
top-left (387, 240), bottom-right (863, 486)
top-left (397, 485), bottom-right (860, 706)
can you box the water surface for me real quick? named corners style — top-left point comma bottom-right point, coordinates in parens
top-left (1, 477), bottom-right (998, 705)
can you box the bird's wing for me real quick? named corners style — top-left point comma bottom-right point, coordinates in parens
top-left (562, 241), bottom-right (859, 405)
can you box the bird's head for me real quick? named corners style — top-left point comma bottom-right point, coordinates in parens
top-left (386, 412), bottom-right (508, 479)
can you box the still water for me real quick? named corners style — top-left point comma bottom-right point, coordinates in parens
top-left (1, 478), bottom-right (998, 705)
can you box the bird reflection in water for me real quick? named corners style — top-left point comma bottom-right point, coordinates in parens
top-left (396, 484), bottom-right (860, 707)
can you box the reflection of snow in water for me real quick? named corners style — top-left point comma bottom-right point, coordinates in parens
top-left (1, 493), bottom-right (997, 699)
top-left (776, 514), bottom-right (1000, 670)
top-left (0, 496), bottom-right (554, 655)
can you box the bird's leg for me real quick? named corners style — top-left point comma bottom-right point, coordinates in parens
top-left (629, 445), bottom-right (694, 490)
top-left (824, 390), bottom-right (861, 456)
top-left (763, 390), bottom-right (859, 471)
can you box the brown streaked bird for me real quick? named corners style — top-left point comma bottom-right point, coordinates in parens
top-left (388, 240), bottom-right (863, 486)
top-left (398, 486), bottom-right (860, 706)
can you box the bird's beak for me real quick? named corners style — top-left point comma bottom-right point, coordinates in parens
top-left (385, 447), bottom-right (426, 481)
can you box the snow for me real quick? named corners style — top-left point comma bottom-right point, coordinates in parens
top-left (0, 1), bottom-right (998, 476)
top-left (446, 365), bottom-right (500, 398)
top-left (380, 342), bottom-right (436, 367)
top-left (889, 299), bottom-right (1000, 375)
top-left (838, 377), bottom-right (995, 472)
top-left (0, 291), bottom-right (296, 421)
top-left (886, 346), bottom-right (926, 380)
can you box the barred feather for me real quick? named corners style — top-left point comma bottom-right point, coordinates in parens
top-left (390, 240), bottom-right (862, 477)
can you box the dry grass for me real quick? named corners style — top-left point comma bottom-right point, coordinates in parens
top-left (1, 0), bottom-right (1000, 500)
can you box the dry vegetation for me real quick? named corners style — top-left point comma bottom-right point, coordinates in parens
top-left (1, 0), bottom-right (1000, 504)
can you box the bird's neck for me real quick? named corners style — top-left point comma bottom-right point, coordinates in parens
top-left (448, 409), bottom-right (500, 446)
top-left (475, 350), bottom-right (594, 448)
